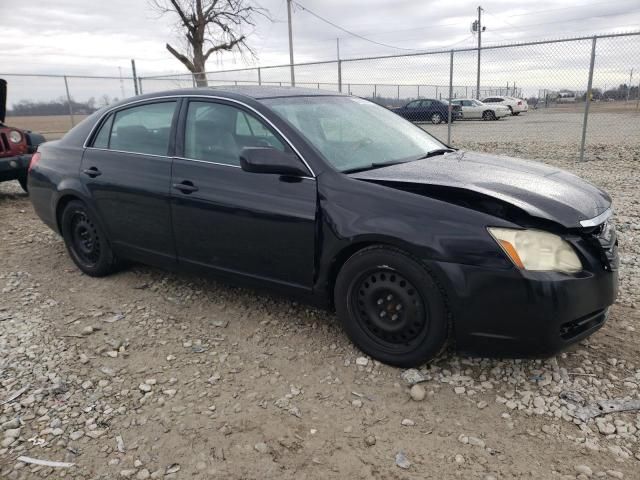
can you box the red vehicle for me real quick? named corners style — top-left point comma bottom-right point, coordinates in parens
top-left (0, 79), bottom-right (46, 192)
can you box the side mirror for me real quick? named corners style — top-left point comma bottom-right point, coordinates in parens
top-left (239, 147), bottom-right (309, 177)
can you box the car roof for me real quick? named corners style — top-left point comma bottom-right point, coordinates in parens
top-left (127, 85), bottom-right (346, 103)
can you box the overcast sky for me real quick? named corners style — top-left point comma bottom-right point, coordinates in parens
top-left (2, 0), bottom-right (640, 104)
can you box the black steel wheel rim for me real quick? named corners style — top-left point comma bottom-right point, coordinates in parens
top-left (69, 211), bottom-right (101, 266)
top-left (350, 269), bottom-right (429, 350)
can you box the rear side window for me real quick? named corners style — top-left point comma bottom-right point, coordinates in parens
top-left (107, 102), bottom-right (176, 156)
top-left (421, 100), bottom-right (433, 107)
top-left (92, 114), bottom-right (114, 148)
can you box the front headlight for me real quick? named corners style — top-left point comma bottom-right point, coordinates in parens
top-left (488, 227), bottom-right (582, 273)
top-left (9, 130), bottom-right (23, 143)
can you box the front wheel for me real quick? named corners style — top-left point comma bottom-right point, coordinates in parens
top-left (335, 246), bottom-right (449, 367)
top-left (18, 176), bottom-right (28, 193)
top-left (60, 200), bottom-right (119, 277)
top-left (482, 111), bottom-right (496, 121)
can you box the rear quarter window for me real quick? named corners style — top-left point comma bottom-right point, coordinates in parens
top-left (92, 114), bottom-right (114, 149)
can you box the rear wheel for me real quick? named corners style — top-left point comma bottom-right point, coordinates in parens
top-left (430, 112), bottom-right (443, 124)
top-left (60, 200), bottom-right (119, 277)
top-left (513, 111), bottom-right (520, 116)
top-left (335, 246), bottom-right (449, 367)
top-left (508, 106), bottom-right (514, 115)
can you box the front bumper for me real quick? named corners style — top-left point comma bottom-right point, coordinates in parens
top-left (0, 154), bottom-right (30, 182)
top-left (431, 237), bottom-right (619, 357)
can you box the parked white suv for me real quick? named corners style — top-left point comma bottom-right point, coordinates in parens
top-left (450, 99), bottom-right (510, 120)
top-left (481, 96), bottom-right (528, 115)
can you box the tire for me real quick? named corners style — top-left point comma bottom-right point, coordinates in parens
top-left (334, 246), bottom-right (449, 367)
top-left (60, 200), bottom-right (119, 277)
top-left (482, 110), bottom-right (496, 121)
top-left (430, 112), bottom-right (443, 124)
top-left (513, 112), bottom-right (520, 116)
top-left (507, 106), bottom-right (514, 115)
top-left (18, 176), bottom-right (28, 193)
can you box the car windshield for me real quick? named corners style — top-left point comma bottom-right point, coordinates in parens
top-left (261, 96), bottom-right (445, 173)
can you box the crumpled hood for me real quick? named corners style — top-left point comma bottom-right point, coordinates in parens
top-left (348, 151), bottom-right (611, 228)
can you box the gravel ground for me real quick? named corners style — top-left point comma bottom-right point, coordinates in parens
top-left (421, 108), bottom-right (640, 160)
top-left (1, 137), bottom-right (639, 479)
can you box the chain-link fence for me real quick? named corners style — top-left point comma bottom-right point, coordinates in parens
top-left (2, 32), bottom-right (639, 159)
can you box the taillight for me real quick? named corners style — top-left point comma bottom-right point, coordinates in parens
top-left (517, 101), bottom-right (522, 105)
top-left (28, 152), bottom-right (41, 173)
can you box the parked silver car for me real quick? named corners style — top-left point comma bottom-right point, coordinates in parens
top-left (451, 99), bottom-right (510, 120)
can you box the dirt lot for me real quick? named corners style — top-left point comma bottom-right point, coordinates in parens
top-left (421, 106), bottom-right (640, 156)
top-left (1, 127), bottom-right (640, 478)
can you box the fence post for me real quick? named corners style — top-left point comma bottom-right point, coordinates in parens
top-left (337, 60), bottom-right (342, 93)
top-left (63, 76), bottom-right (75, 127)
top-left (138, 78), bottom-right (144, 94)
top-left (397, 85), bottom-right (400, 99)
top-left (257, 67), bottom-right (262, 86)
top-left (447, 50), bottom-right (454, 145)
top-left (374, 84), bottom-right (377, 98)
top-left (579, 36), bottom-right (597, 162)
top-left (417, 85), bottom-right (420, 98)
top-left (131, 59), bottom-right (139, 95)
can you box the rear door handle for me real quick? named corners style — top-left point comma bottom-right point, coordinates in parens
top-left (172, 181), bottom-right (199, 194)
top-left (83, 167), bottom-right (102, 178)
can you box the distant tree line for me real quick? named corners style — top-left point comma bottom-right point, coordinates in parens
top-left (9, 95), bottom-right (118, 116)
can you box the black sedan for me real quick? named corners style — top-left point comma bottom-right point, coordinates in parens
top-left (392, 98), bottom-right (462, 124)
top-left (28, 87), bottom-right (618, 367)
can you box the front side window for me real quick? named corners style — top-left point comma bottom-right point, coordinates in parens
top-left (108, 101), bottom-right (176, 155)
top-left (184, 101), bottom-right (285, 166)
top-left (421, 100), bottom-right (433, 107)
top-left (263, 96), bottom-right (445, 173)
top-left (406, 100), bottom-right (420, 109)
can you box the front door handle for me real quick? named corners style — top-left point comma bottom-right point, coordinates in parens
top-left (83, 167), bottom-right (102, 178)
top-left (172, 181), bottom-right (199, 194)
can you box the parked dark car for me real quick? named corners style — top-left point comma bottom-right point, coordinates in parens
top-left (28, 87), bottom-right (618, 367)
top-left (0, 79), bottom-right (46, 191)
top-left (392, 98), bottom-right (462, 124)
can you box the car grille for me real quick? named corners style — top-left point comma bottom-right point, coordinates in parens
top-left (560, 309), bottom-right (607, 341)
top-left (0, 132), bottom-right (9, 154)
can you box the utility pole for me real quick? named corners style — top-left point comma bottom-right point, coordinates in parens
top-left (287, 0), bottom-right (295, 86)
top-left (336, 37), bottom-right (340, 60)
top-left (627, 68), bottom-right (634, 102)
top-left (474, 6), bottom-right (483, 99)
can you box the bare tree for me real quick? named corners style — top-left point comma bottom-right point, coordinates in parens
top-left (151, 0), bottom-right (266, 86)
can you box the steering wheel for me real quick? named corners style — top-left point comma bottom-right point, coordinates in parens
top-left (346, 137), bottom-right (374, 155)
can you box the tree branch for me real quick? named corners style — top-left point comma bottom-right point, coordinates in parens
top-left (203, 35), bottom-right (245, 61)
top-left (166, 43), bottom-right (196, 72)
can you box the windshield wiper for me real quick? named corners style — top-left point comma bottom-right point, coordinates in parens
top-left (342, 159), bottom-right (409, 174)
top-left (342, 149), bottom-right (455, 174)
top-left (414, 148), bottom-right (456, 160)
